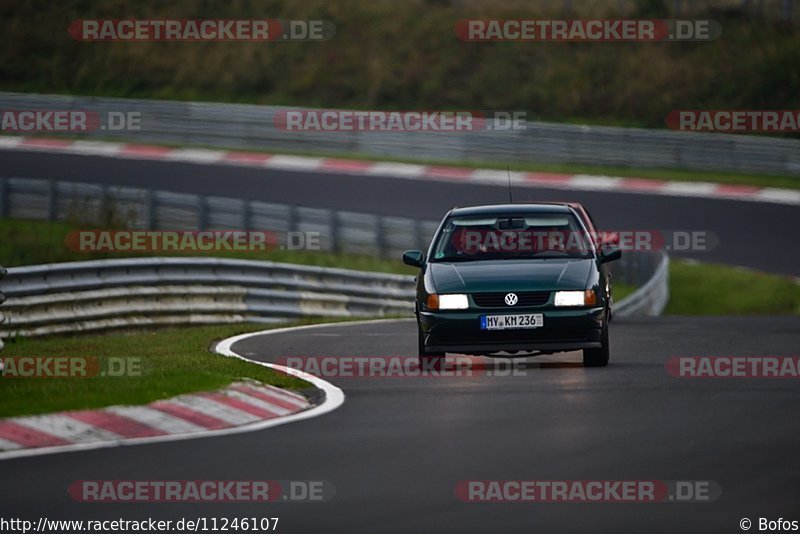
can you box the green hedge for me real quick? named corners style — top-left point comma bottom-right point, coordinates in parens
top-left (1, 0), bottom-right (798, 127)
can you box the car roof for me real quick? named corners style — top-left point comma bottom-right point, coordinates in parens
top-left (448, 203), bottom-right (575, 217)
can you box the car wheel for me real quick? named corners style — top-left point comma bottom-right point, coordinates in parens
top-left (418, 324), bottom-right (445, 371)
top-left (583, 317), bottom-right (610, 367)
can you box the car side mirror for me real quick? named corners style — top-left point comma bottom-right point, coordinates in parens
top-left (402, 250), bottom-right (424, 268)
top-left (599, 244), bottom-right (622, 264)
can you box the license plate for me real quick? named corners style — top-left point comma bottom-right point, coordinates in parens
top-left (481, 313), bottom-right (544, 331)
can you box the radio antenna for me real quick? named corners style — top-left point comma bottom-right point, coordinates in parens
top-left (507, 166), bottom-right (513, 204)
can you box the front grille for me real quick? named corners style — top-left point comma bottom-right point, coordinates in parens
top-left (472, 291), bottom-right (550, 308)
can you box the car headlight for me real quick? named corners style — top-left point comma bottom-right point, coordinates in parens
top-left (554, 290), bottom-right (597, 307)
top-left (426, 293), bottom-right (469, 310)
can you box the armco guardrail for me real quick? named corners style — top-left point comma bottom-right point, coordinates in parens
top-left (1, 92), bottom-right (799, 176)
top-left (0, 258), bottom-right (415, 337)
top-left (0, 176), bottom-right (441, 258)
top-left (0, 253), bottom-right (667, 338)
top-left (614, 252), bottom-right (669, 317)
top-left (0, 175), bottom-right (661, 292)
top-left (0, 265), bottom-right (6, 352)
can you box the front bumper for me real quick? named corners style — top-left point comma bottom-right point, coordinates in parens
top-left (419, 307), bottom-right (605, 355)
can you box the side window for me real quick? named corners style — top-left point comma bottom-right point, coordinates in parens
top-left (571, 207), bottom-right (598, 251)
top-left (582, 208), bottom-right (604, 248)
top-left (583, 208), bottom-right (599, 235)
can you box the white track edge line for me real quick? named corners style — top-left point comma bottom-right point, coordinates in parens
top-left (0, 320), bottom-right (397, 461)
top-left (1, 136), bottom-right (798, 206)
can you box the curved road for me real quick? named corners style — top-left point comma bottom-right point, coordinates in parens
top-left (2, 318), bottom-right (799, 533)
top-left (2, 149), bottom-right (799, 533)
top-left (1, 149), bottom-right (799, 275)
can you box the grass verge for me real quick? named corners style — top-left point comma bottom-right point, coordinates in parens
top-left (665, 260), bottom-right (800, 315)
top-left (613, 283), bottom-right (636, 302)
top-left (0, 319), bottom-right (353, 419)
top-left (0, 218), bottom-right (416, 275)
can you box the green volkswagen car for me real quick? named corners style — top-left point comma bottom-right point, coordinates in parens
top-left (402, 203), bottom-right (621, 368)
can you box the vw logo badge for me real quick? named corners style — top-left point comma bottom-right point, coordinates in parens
top-left (504, 293), bottom-right (519, 306)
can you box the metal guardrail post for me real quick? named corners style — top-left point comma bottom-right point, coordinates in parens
top-left (287, 205), bottom-right (297, 233)
top-left (242, 199), bottom-right (252, 230)
top-left (198, 195), bottom-right (209, 230)
top-left (413, 220), bottom-right (424, 251)
top-left (330, 210), bottom-right (341, 254)
top-left (100, 184), bottom-right (110, 224)
top-left (376, 216), bottom-right (388, 258)
top-left (144, 189), bottom-right (156, 229)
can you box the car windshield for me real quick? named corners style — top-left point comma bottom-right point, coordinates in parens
top-left (430, 212), bottom-right (594, 262)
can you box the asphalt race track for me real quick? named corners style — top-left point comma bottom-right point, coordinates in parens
top-left (1, 149), bottom-right (799, 276)
top-left (1, 149), bottom-right (799, 533)
top-left (2, 317), bottom-right (799, 533)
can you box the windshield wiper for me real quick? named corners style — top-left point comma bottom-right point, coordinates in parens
top-left (431, 256), bottom-right (481, 263)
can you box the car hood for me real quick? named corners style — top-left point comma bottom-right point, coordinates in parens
top-left (428, 258), bottom-right (594, 293)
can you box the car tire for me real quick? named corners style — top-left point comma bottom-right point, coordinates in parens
top-left (583, 317), bottom-right (610, 367)
top-left (418, 324), bottom-right (445, 371)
